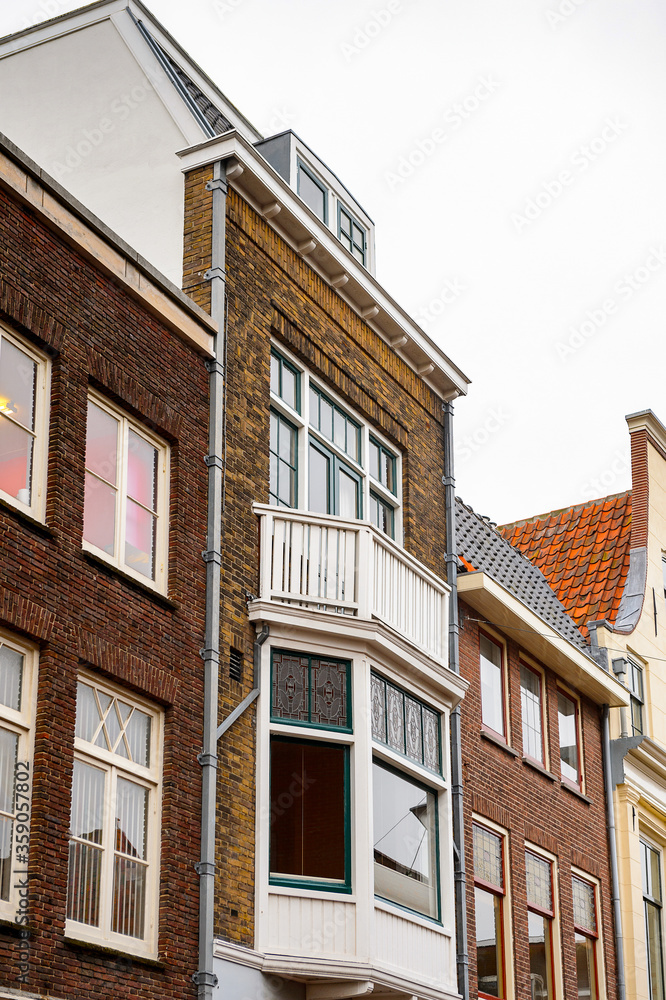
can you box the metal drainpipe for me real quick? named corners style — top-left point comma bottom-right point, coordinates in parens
top-left (602, 704), bottom-right (627, 1000)
top-left (195, 158), bottom-right (228, 1000)
top-left (442, 399), bottom-right (469, 1000)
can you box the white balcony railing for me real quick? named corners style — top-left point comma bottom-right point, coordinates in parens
top-left (254, 505), bottom-right (449, 664)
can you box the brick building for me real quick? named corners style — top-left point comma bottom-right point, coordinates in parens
top-left (0, 4), bottom-right (474, 1000)
top-left (0, 132), bottom-right (215, 998)
top-left (456, 498), bottom-right (628, 1000)
top-left (501, 411), bottom-right (666, 1000)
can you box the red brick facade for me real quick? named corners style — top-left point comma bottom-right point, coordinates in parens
top-left (0, 167), bottom-right (211, 997)
top-left (459, 599), bottom-right (617, 999)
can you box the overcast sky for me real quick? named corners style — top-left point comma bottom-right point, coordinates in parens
top-left (2, 0), bottom-right (664, 524)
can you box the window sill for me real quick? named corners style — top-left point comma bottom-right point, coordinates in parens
top-left (82, 551), bottom-right (179, 611)
top-left (522, 756), bottom-right (557, 782)
top-left (0, 494), bottom-right (56, 540)
top-left (480, 729), bottom-right (519, 758)
top-left (0, 917), bottom-right (34, 936)
top-left (64, 935), bottom-right (165, 968)
top-left (561, 780), bottom-right (593, 805)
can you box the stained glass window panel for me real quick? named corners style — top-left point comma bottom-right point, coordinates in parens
top-left (572, 875), bottom-right (596, 933)
top-left (405, 697), bottom-right (422, 761)
top-left (371, 673), bottom-right (386, 743)
top-left (271, 652), bottom-right (350, 730)
top-left (370, 673), bottom-right (440, 774)
top-left (474, 824), bottom-right (503, 889)
top-left (272, 653), bottom-right (308, 722)
top-left (387, 684), bottom-right (404, 753)
top-left (423, 709), bottom-right (440, 772)
top-left (311, 658), bottom-right (348, 727)
top-left (526, 851), bottom-right (552, 912)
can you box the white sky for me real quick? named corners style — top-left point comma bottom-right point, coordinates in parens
top-left (2, 0), bottom-right (665, 524)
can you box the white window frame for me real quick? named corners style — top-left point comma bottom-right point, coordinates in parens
top-left (520, 656), bottom-right (548, 767)
top-left (479, 627), bottom-right (510, 744)
top-left (66, 672), bottom-right (162, 958)
top-left (83, 391), bottom-right (169, 593)
top-left (557, 684), bottom-right (585, 793)
top-left (641, 835), bottom-right (666, 1000)
top-left (0, 632), bottom-right (37, 923)
top-left (269, 343), bottom-right (403, 541)
top-left (0, 323), bottom-right (50, 522)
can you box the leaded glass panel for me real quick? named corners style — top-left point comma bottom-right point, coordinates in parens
top-left (526, 851), bottom-right (552, 912)
top-left (572, 875), bottom-right (596, 933)
top-left (371, 673), bottom-right (386, 743)
top-left (311, 658), bottom-right (348, 727)
top-left (405, 697), bottom-right (422, 760)
top-left (423, 709), bottom-right (440, 771)
top-left (272, 653), bottom-right (309, 722)
top-left (474, 824), bottom-right (503, 889)
top-left (387, 684), bottom-right (404, 753)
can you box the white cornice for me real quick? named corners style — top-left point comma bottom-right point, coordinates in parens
top-left (457, 572), bottom-right (630, 707)
top-left (626, 408), bottom-right (666, 456)
top-left (177, 131), bottom-right (470, 401)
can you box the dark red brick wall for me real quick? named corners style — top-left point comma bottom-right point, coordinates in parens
top-left (0, 183), bottom-right (209, 998)
top-left (183, 168), bottom-right (449, 945)
top-left (459, 598), bottom-right (617, 1000)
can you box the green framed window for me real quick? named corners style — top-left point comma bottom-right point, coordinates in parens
top-left (642, 840), bottom-right (666, 1000)
top-left (270, 736), bottom-right (350, 892)
top-left (369, 491), bottom-right (395, 538)
top-left (338, 204), bottom-right (366, 265)
top-left (271, 650), bottom-right (351, 731)
top-left (629, 659), bottom-right (645, 736)
top-left (297, 161), bottom-right (328, 223)
top-left (370, 672), bottom-right (441, 774)
top-left (271, 349), bottom-right (300, 412)
top-left (309, 385), bottom-right (360, 464)
top-left (373, 759), bottom-right (439, 919)
top-left (308, 439), bottom-right (362, 520)
top-left (270, 409), bottom-right (297, 508)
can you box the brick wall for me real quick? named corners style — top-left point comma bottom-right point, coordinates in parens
top-left (0, 184), bottom-right (209, 998)
top-left (459, 598), bottom-right (618, 1000)
top-left (183, 168), bottom-right (449, 945)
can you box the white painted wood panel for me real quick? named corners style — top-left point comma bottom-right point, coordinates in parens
top-left (373, 906), bottom-right (452, 985)
top-left (267, 894), bottom-right (356, 957)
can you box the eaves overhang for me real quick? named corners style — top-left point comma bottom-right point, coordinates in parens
top-left (177, 131), bottom-right (470, 401)
top-left (457, 571), bottom-right (630, 708)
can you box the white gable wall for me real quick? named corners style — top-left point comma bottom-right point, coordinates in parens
top-left (0, 17), bottom-right (195, 285)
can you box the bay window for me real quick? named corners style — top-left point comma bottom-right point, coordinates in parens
top-left (67, 676), bottom-right (161, 955)
top-left (0, 325), bottom-right (49, 520)
top-left (83, 394), bottom-right (169, 591)
top-left (269, 346), bottom-right (401, 537)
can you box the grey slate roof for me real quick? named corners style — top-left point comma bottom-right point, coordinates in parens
top-left (456, 497), bottom-right (590, 652)
top-left (158, 46), bottom-right (234, 135)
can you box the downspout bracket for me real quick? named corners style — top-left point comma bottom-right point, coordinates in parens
top-left (192, 972), bottom-right (219, 988)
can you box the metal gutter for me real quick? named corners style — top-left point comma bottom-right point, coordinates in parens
top-left (443, 400), bottom-right (469, 1000)
top-left (194, 158), bottom-right (227, 1000)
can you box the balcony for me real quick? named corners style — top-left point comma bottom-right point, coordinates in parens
top-left (251, 505), bottom-right (449, 667)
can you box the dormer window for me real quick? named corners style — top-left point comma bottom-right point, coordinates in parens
top-left (297, 160), bottom-right (327, 223)
top-left (338, 205), bottom-right (366, 265)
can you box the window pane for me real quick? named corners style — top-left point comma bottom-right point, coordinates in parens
top-left (281, 366), bottom-right (296, 410)
top-left (371, 673), bottom-right (386, 743)
top-left (86, 401), bottom-right (119, 485)
top-left (299, 167), bottom-right (326, 221)
top-left (405, 697), bottom-right (423, 761)
top-left (480, 635), bottom-right (504, 736)
top-left (0, 338), bottom-right (36, 432)
top-left (125, 499), bottom-right (156, 579)
top-left (369, 439), bottom-right (379, 480)
top-left (373, 762), bottom-right (437, 918)
top-left (319, 397), bottom-right (333, 440)
top-left (370, 492), bottom-right (394, 538)
top-left (529, 910), bottom-right (553, 1000)
top-left (558, 692), bottom-right (579, 785)
top-left (127, 431), bottom-right (157, 512)
top-left (0, 727), bottom-right (17, 901)
top-left (572, 876), bottom-right (596, 933)
top-left (68, 761), bottom-right (105, 927)
top-left (575, 932), bottom-right (596, 1000)
top-left (308, 445), bottom-right (329, 514)
top-left (646, 900), bottom-right (666, 1000)
top-left (113, 854), bottom-right (147, 938)
top-left (270, 353), bottom-right (279, 395)
top-left (272, 652), bottom-right (309, 722)
top-left (474, 824), bottom-right (503, 889)
top-left (0, 416), bottom-right (33, 504)
top-left (387, 684), bottom-right (405, 753)
top-left (115, 778), bottom-right (147, 860)
top-left (520, 666), bottom-right (543, 763)
top-left (125, 709), bottom-right (151, 768)
top-left (475, 886), bottom-right (503, 997)
top-left (526, 851), bottom-right (552, 911)
top-left (0, 645), bottom-right (23, 712)
top-left (270, 740), bottom-right (346, 882)
top-left (338, 466), bottom-right (358, 519)
top-left (84, 471), bottom-right (117, 554)
top-left (423, 709), bottom-right (440, 772)
top-left (311, 658), bottom-right (348, 727)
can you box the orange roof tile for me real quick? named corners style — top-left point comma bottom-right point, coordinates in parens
top-left (499, 492), bottom-right (632, 637)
